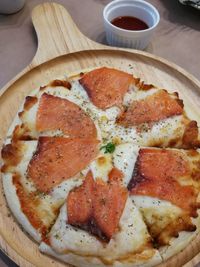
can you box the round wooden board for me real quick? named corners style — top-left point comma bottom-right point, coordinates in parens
top-left (1, 2), bottom-right (200, 267)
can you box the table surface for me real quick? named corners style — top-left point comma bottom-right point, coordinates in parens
top-left (0, 0), bottom-right (200, 266)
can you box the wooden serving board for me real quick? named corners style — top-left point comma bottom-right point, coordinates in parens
top-left (1, 2), bottom-right (200, 267)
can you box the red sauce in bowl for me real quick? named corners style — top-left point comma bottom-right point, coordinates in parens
top-left (111, 16), bottom-right (149, 31)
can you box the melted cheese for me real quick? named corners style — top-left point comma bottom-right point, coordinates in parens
top-left (132, 195), bottom-right (184, 233)
top-left (123, 88), bottom-right (158, 106)
top-left (113, 143), bottom-right (139, 186)
top-left (44, 198), bottom-right (162, 266)
top-left (159, 209), bottom-right (200, 260)
top-left (90, 153), bottom-right (113, 182)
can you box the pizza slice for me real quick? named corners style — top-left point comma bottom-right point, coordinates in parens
top-left (112, 144), bottom-right (200, 260)
top-left (1, 136), bottom-right (99, 242)
top-left (39, 169), bottom-right (162, 267)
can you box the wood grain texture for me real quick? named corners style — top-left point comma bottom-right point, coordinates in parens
top-left (0, 2), bottom-right (200, 267)
top-left (31, 3), bottom-right (102, 66)
top-left (184, 252), bottom-right (200, 267)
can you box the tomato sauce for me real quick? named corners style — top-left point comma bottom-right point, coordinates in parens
top-left (111, 16), bottom-right (148, 31)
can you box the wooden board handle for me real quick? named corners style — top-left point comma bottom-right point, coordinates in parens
top-left (31, 2), bottom-right (105, 66)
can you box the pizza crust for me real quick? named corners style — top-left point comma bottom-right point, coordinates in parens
top-left (39, 242), bottom-right (162, 267)
top-left (159, 209), bottom-right (200, 261)
top-left (2, 172), bottom-right (42, 242)
top-left (131, 195), bottom-right (200, 261)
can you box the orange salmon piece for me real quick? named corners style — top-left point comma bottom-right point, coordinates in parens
top-left (36, 93), bottom-right (97, 138)
top-left (128, 149), bottom-right (198, 217)
top-left (27, 137), bottom-right (99, 192)
top-left (93, 177), bottom-right (128, 240)
top-left (137, 148), bottom-right (189, 179)
top-left (117, 90), bottom-right (183, 126)
top-left (67, 168), bottom-right (128, 241)
top-left (108, 167), bottom-right (124, 183)
top-left (79, 67), bottom-right (134, 110)
top-left (68, 171), bottom-right (94, 225)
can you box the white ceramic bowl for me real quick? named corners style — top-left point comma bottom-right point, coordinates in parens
top-left (103, 0), bottom-right (160, 50)
top-left (0, 0), bottom-right (25, 14)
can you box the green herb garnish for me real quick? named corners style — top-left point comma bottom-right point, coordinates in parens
top-left (100, 142), bottom-right (116, 154)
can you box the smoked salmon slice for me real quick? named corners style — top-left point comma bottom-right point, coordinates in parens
top-left (27, 137), bottom-right (99, 192)
top-left (117, 90), bottom-right (183, 126)
top-left (79, 67), bottom-right (134, 110)
top-left (67, 168), bottom-right (128, 241)
top-left (108, 167), bottom-right (124, 183)
top-left (128, 149), bottom-right (198, 217)
top-left (67, 171), bottom-right (94, 225)
top-left (36, 93), bottom-right (97, 138)
top-left (93, 176), bottom-right (128, 240)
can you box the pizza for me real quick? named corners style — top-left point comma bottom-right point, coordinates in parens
top-left (1, 66), bottom-right (200, 267)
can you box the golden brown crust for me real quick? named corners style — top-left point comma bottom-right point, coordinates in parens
top-left (155, 215), bottom-right (196, 246)
top-left (18, 96), bottom-right (38, 119)
top-left (182, 121), bottom-right (200, 149)
top-left (23, 96), bottom-right (38, 111)
top-left (39, 85), bottom-right (46, 91)
top-left (49, 79), bottom-right (72, 89)
top-left (12, 174), bottom-right (49, 240)
top-left (133, 77), bottom-right (154, 91)
top-left (1, 142), bottom-right (23, 172)
top-left (12, 124), bottom-right (36, 141)
top-left (39, 80), bottom-right (71, 91)
top-left (146, 212), bottom-right (196, 246)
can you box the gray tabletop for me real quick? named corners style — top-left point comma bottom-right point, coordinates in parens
top-left (0, 0), bottom-right (200, 266)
